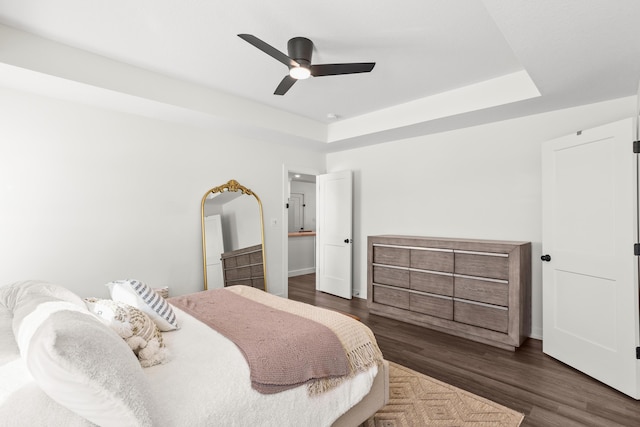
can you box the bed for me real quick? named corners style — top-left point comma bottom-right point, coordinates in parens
top-left (0, 280), bottom-right (388, 427)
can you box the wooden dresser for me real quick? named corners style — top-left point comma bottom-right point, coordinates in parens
top-left (221, 244), bottom-right (265, 290)
top-left (367, 235), bottom-right (531, 350)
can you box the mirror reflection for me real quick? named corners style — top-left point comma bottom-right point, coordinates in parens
top-left (201, 180), bottom-right (266, 291)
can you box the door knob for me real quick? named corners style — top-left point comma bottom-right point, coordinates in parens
top-left (541, 254), bottom-right (551, 262)
top-left (344, 238), bottom-right (352, 244)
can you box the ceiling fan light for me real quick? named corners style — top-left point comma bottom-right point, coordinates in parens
top-left (289, 66), bottom-right (311, 80)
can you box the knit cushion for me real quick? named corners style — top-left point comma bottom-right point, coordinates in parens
top-left (85, 298), bottom-right (166, 367)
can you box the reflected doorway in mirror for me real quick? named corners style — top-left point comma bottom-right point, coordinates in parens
top-left (204, 214), bottom-right (224, 289)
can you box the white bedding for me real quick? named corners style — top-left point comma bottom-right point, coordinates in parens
top-left (0, 304), bottom-right (378, 426)
top-left (0, 303), bottom-right (92, 426)
top-left (146, 306), bottom-right (378, 426)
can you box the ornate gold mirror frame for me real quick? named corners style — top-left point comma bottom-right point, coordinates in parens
top-left (201, 179), bottom-right (266, 291)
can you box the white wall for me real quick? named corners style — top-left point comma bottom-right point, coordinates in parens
top-left (0, 86), bottom-right (324, 298)
top-left (327, 96), bottom-right (637, 339)
top-left (2, 82), bottom-right (635, 339)
top-left (288, 235), bottom-right (316, 277)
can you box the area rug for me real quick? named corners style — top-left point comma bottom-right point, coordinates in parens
top-left (362, 362), bottom-right (524, 426)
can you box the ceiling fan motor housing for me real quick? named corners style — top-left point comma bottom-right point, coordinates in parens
top-left (288, 37), bottom-right (313, 67)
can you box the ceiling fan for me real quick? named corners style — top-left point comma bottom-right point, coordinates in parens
top-left (238, 34), bottom-right (376, 95)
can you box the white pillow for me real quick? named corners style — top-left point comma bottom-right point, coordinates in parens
top-left (0, 281), bottom-right (87, 349)
top-left (106, 279), bottom-right (178, 331)
top-left (1, 301), bottom-right (97, 426)
top-left (25, 309), bottom-right (159, 427)
top-left (0, 280), bottom-right (86, 335)
top-left (4, 281), bottom-right (159, 427)
top-left (85, 298), bottom-right (167, 367)
top-left (0, 280), bottom-right (85, 308)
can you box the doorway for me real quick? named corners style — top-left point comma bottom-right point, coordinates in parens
top-left (282, 166), bottom-right (319, 298)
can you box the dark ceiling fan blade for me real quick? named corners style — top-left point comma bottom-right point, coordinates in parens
top-left (310, 62), bottom-right (376, 77)
top-left (238, 34), bottom-right (299, 68)
top-left (274, 75), bottom-right (297, 95)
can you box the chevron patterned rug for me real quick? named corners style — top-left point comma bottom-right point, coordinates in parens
top-left (363, 362), bottom-right (524, 427)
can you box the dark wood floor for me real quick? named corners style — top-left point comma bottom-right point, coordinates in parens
top-left (288, 274), bottom-right (640, 427)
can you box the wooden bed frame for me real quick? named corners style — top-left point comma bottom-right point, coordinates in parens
top-left (333, 360), bottom-right (389, 426)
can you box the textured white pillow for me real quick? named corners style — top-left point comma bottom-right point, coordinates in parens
top-left (85, 298), bottom-right (167, 367)
top-left (25, 309), bottom-right (159, 427)
top-left (0, 281), bottom-right (87, 351)
top-left (106, 279), bottom-right (178, 331)
top-left (0, 280), bottom-right (85, 308)
top-left (0, 280), bottom-right (86, 336)
top-left (3, 281), bottom-right (159, 427)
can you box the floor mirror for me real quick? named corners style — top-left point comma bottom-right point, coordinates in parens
top-left (201, 179), bottom-right (266, 291)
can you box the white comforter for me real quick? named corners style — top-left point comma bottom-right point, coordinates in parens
top-left (0, 304), bottom-right (378, 427)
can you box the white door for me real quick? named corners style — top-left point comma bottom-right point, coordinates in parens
top-left (288, 193), bottom-right (304, 232)
top-left (316, 170), bottom-right (353, 299)
top-left (542, 118), bottom-right (640, 399)
top-left (204, 214), bottom-right (225, 289)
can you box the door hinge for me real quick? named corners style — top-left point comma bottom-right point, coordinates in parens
top-left (635, 244), bottom-right (640, 256)
top-left (636, 347), bottom-right (640, 359)
top-left (634, 140), bottom-right (640, 153)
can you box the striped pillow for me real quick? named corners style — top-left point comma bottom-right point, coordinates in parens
top-left (106, 279), bottom-right (178, 331)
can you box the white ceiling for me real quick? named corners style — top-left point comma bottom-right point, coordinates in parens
top-left (1, 0), bottom-right (640, 151)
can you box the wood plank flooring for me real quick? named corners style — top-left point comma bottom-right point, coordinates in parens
top-left (288, 274), bottom-right (640, 427)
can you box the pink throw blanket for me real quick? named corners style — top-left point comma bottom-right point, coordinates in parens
top-left (169, 289), bottom-right (350, 394)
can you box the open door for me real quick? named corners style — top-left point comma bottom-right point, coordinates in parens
top-left (204, 214), bottom-right (224, 289)
top-left (541, 118), bottom-right (640, 399)
top-left (316, 170), bottom-right (353, 299)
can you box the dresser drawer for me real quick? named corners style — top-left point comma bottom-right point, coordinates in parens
top-left (454, 252), bottom-right (509, 280)
top-left (373, 265), bottom-right (409, 288)
top-left (411, 249), bottom-right (453, 272)
top-left (250, 264), bottom-right (264, 277)
top-left (373, 286), bottom-right (409, 310)
top-left (410, 293), bottom-right (453, 320)
top-left (250, 277), bottom-right (265, 289)
top-left (410, 271), bottom-right (453, 296)
top-left (224, 265), bottom-right (263, 281)
top-left (373, 246), bottom-right (410, 267)
top-left (454, 300), bottom-right (508, 333)
top-left (454, 277), bottom-right (508, 306)
top-left (225, 266), bottom-right (252, 280)
top-left (223, 250), bottom-right (262, 268)
top-left (248, 250), bottom-right (263, 264)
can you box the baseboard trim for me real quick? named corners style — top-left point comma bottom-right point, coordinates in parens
top-left (530, 327), bottom-right (543, 340)
top-left (288, 267), bottom-right (315, 277)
